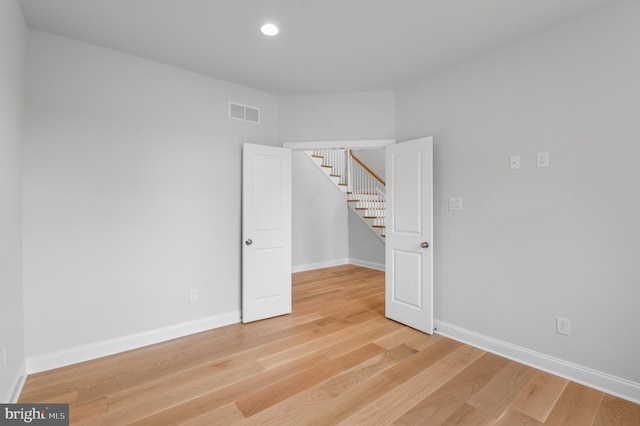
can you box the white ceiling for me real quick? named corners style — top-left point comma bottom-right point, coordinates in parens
top-left (18, 0), bottom-right (622, 95)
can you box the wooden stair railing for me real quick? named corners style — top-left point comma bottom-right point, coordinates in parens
top-left (309, 149), bottom-right (386, 239)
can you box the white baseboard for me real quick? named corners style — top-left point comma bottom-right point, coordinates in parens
top-left (434, 320), bottom-right (640, 405)
top-left (26, 311), bottom-right (241, 374)
top-left (3, 359), bottom-right (27, 403)
top-left (349, 258), bottom-right (385, 271)
top-left (292, 258), bottom-right (349, 273)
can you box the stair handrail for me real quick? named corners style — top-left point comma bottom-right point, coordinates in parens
top-left (349, 150), bottom-right (385, 186)
top-left (308, 148), bottom-right (385, 239)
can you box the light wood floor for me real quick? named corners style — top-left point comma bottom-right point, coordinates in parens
top-left (20, 265), bottom-right (640, 425)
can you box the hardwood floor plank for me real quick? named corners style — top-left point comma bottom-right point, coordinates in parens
top-left (244, 343), bottom-right (419, 425)
top-left (467, 360), bottom-right (538, 418)
top-left (381, 338), bottom-right (463, 384)
top-left (256, 318), bottom-right (386, 369)
top-left (321, 321), bottom-right (402, 359)
top-left (177, 403), bottom-right (245, 426)
top-left (544, 381), bottom-right (604, 425)
top-left (511, 371), bottom-right (569, 422)
top-left (494, 408), bottom-right (543, 426)
top-left (392, 352), bottom-right (510, 425)
top-left (441, 403), bottom-right (497, 426)
top-left (112, 351), bottom-right (329, 425)
top-left (320, 343), bottom-right (418, 397)
top-left (235, 343), bottom-right (386, 417)
top-left (404, 331), bottom-right (447, 351)
top-left (593, 394), bottom-right (640, 426)
top-left (309, 374), bottom-right (399, 425)
top-left (102, 359), bottom-right (266, 424)
top-left (373, 326), bottom-right (426, 350)
top-left (17, 265), bottom-right (640, 425)
top-left (339, 345), bottom-right (486, 425)
top-left (236, 387), bottom-right (334, 425)
top-left (68, 397), bottom-right (108, 426)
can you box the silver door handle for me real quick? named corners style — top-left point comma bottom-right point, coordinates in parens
top-left (245, 239), bottom-right (253, 246)
top-left (421, 242), bottom-right (429, 248)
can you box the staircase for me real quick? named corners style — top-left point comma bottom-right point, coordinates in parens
top-left (306, 149), bottom-right (386, 242)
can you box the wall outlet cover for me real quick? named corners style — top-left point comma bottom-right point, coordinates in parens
top-left (510, 155), bottom-right (521, 170)
top-left (556, 316), bottom-right (570, 336)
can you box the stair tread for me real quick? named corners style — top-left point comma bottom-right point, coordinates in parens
top-left (307, 152), bottom-right (385, 242)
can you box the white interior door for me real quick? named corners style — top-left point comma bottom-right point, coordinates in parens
top-left (385, 137), bottom-right (433, 333)
top-left (242, 143), bottom-right (292, 323)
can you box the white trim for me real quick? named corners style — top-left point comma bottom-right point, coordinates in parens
top-left (283, 139), bottom-right (395, 150)
top-left (292, 258), bottom-right (349, 273)
top-left (434, 320), bottom-right (640, 405)
top-left (349, 258), bottom-right (385, 271)
top-left (26, 311), bottom-right (241, 374)
top-left (4, 359), bottom-right (27, 403)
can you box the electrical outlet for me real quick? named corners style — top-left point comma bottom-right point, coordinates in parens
top-left (3, 345), bottom-right (7, 367)
top-left (509, 155), bottom-right (521, 170)
top-left (556, 316), bottom-right (571, 336)
top-left (190, 289), bottom-right (198, 302)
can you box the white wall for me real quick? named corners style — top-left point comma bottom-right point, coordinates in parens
top-left (397, 0), bottom-right (640, 395)
top-left (279, 92), bottom-right (393, 268)
top-left (0, 0), bottom-right (26, 402)
top-left (348, 210), bottom-right (385, 269)
top-left (22, 31), bottom-right (279, 364)
top-left (292, 152), bottom-right (349, 271)
top-left (278, 91), bottom-right (395, 142)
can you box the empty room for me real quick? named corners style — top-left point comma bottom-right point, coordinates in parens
top-left (1, 0), bottom-right (639, 424)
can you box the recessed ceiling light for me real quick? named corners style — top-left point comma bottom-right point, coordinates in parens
top-left (261, 23), bottom-right (279, 36)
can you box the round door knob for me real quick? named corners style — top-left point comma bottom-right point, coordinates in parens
top-left (421, 241), bottom-right (429, 248)
top-left (245, 239), bottom-right (253, 246)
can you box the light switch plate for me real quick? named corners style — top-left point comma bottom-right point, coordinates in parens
top-left (537, 152), bottom-right (549, 168)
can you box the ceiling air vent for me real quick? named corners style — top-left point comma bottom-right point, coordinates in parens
top-left (228, 102), bottom-right (261, 124)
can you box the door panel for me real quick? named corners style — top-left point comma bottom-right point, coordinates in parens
top-left (242, 143), bottom-right (291, 323)
top-left (392, 152), bottom-right (422, 233)
top-left (392, 250), bottom-right (422, 308)
top-left (385, 137), bottom-right (433, 333)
